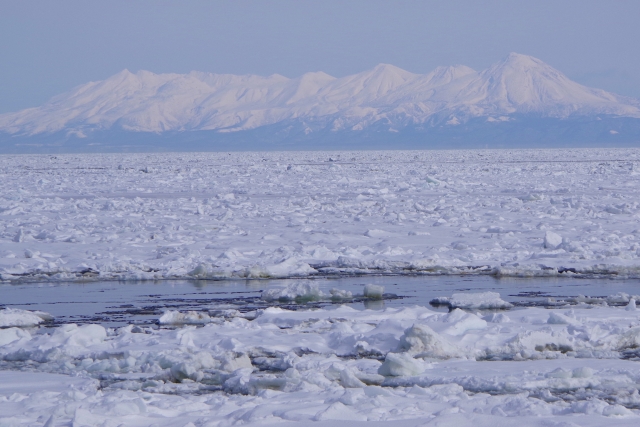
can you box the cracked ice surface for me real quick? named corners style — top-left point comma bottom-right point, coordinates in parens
top-left (4, 301), bottom-right (640, 426)
top-left (1, 148), bottom-right (640, 282)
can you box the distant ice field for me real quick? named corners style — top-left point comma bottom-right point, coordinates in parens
top-left (1, 148), bottom-right (640, 282)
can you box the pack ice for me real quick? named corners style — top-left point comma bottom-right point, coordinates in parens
top-left (4, 290), bottom-right (640, 426)
top-left (2, 148), bottom-right (640, 425)
top-left (1, 148), bottom-right (640, 282)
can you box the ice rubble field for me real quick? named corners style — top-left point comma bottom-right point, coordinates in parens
top-left (5, 288), bottom-right (640, 426)
top-left (3, 148), bottom-right (640, 426)
top-left (1, 148), bottom-right (640, 281)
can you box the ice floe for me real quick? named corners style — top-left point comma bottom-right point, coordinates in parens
top-left (0, 307), bottom-right (52, 327)
top-left (261, 282), bottom-right (326, 302)
top-left (430, 291), bottom-right (513, 309)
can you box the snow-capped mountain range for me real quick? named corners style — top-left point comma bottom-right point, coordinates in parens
top-left (1, 53), bottom-right (639, 150)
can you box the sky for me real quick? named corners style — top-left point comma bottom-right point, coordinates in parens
top-left (1, 0), bottom-right (639, 114)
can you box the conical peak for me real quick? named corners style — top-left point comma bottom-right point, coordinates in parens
top-left (369, 63), bottom-right (412, 76)
top-left (357, 64), bottom-right (416, 88)
top-left (497, 53), bottom-right (548, 70)
top-left (298, 71), bottom-right (336, 82)
top-left (506, 52), bottom-right (536, 60)
top-left (372, 63), bottom-right (399, 71)
top-left (482, 53), bottom-right (566, 86)
top-left (97, 69), bottom-right (143, 89)
top-left (106, 69), bottom-right (136, 82)
top-left (474, 53), bottom-right (604, 109)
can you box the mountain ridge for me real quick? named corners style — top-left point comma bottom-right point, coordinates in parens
top-left (1, 53), bottom-right (639, 151)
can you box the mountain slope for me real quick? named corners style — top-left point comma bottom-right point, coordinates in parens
top-left (1, 53), bottom-right (639, 146)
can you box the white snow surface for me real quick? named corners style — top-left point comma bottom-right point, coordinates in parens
top-left (261, 282), bottom-right (326, 302)
top-left (2, 148), bottom-right (640, 282)
top-left (4, 300), bottom-right (640, 426)
top-left (158, 310), bottom-right (215, 325)
top-left (0, 308), bottom-right (52, 327)
top-left (430, 292), bottom-right (513, 309)
top-left (1, 53), bottom-right (639, 136)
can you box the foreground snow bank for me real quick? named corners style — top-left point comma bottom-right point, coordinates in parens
top-left (1, 149), bottom-right (640, 282)
top-left (4, 291), bottom-right (640, 425)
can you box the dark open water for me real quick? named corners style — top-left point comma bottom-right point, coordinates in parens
top-left (2, 275), bottom-right (639, 327)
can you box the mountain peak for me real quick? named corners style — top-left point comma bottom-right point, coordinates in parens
top-left (298, 71), bottom-right (335, 82)
top-left (468, 53), bottom-right (636, 115)
top-left (505, 52), bottom-right (539, 61)
top-left (101, 68), bottom-right (146, 89)
top-left (372, 63), bottom-right (405, 71)
top-left (368, 63), bottom-right (414, 79)
top-left (352, 63), bottom-right (416, 84)
top-left (111, 69), bottom-right (136, 80)
top-left (496, 53), bottom-right (549, 71)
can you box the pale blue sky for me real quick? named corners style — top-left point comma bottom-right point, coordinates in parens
top-left (1, 0), bottom-right (639, 113)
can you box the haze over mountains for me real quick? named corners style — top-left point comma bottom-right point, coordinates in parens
top-left (1, 53), bottom-right (639, 152)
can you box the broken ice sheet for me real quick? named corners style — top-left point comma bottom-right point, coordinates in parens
top-left (1, 148), bottom-right (640, 282)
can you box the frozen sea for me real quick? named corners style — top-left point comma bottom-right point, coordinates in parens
top-left (1, 148), bottom-right (640, 281)
top-left (2, 149), bottom-right (640, 426)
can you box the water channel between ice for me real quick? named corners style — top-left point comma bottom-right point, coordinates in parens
top-left (2, 275), bottom-right (640, 327)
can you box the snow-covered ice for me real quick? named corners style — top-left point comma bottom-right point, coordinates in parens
top-left (1, 148), bottom-right (640, 282)
top-left (430, 291), bottom-right (513, 309)
top-left (261, 282), bottom-right (326, 302)
top-left (2, 148), bottom-right (640, 425)
top-left (0, 308), bottom-right (52, 327)
top-left (4, 294), bottom-right (640, 426)
top-left (158, 310), bottom-right (215, 325)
